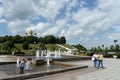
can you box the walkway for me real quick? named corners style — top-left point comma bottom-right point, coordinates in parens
top-left (28, 58), bottom-right (120, 80)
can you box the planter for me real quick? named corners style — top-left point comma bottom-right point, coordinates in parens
top-left (113, 55), bottom-right (117, 59)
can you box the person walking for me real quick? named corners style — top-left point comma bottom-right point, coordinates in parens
top-left (98, 53), bottom-right (104, 68)
top-left (92, 52), bottom-right (99, 69)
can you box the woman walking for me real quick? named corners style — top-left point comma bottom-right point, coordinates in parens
top-left (92, 52), bottom-right (99, 69)
top-left (98, 53), bottom-right (104, 68)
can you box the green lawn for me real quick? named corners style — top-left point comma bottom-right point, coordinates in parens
top-left (0, 43), bottom-right (78, 55)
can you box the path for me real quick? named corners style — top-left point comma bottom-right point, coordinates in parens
top-left (28, 58), bottom-right (120, 80)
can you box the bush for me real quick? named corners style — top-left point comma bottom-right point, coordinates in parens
top-left (86, 52), bottom-right (94, 56)
top-left (104, 54), bottom-right (120, 58)
top-left (116, 54), bottom-right (120, 58)
top-left (22, 42), bottom-right (29, 50)
top-left (0, 52), bottom-right (11, 55)
top-left (104, 54), bottom-right (113, 58)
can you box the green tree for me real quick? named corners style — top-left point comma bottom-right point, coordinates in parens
top-left (3, 41), bottom-right (14, 52)
top-left (104, 47), bottom-right (109, 53)
top-left (44, 35), bottom-right (56, 44)
top-left (56, 37), bottom-right (59, 44)
top-left (22, 42), bottom-right (29, 50)
top-left (116, 44), bottom-right (120, 52)
top-left (97, 46), bottom-right (102, 52)
top-left (39, 43), bottom-right (46, 50)
top-left (73, 44), bottom-right (87, 51)
top-left (110, 45), bottom-right (115, 52)
top-left (90, 47), bottom-right (98, 52)
top-left (3, 35), bottom-right (13, 42)
top-left (59, 36), bottom-right (66, 44)
top-left (24, 36), bottom-right (38, 44)
top-left (0, 36), bottom-right (4, 43)
top-left (38, 37), bottom-right (44, 43)
top-left (13, 35), bottom-right (23, 43)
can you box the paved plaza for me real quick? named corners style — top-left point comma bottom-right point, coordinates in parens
top-left (28, 58), bottom-right (120, 80)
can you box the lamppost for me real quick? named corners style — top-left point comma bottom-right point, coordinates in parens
top-left (114, 39), bottom-right (117, 54)
top-left (102, 44), bottom-right (104, 54)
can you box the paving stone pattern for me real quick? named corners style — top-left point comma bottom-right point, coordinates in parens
top-left (28, 58), bottom-right (120, 80)
top-left (75, 58), bottom-right (120, 80)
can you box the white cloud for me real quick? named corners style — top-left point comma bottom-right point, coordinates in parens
top-left (0, 19), bottom-right (6, 23)
top-left (94, 37), bottom-right (99, 40)
top-left (8, 20), bottom-right (30, 35)
top-left (1, 0), bottom-right (120, 49)
top-left (2, 0), bottom-right (35, 20)
top-left (32, 0), bottom-right (68, 21)
top-left (26, 22), bottom-right (51, 37)
top-left (0, 7), bottom-right (3, 17)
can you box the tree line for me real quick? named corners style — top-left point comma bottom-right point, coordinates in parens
top-left (0, 35), bottom-right (66, 44)
top-left (0, 35), bottom-right (66, 52)
top-left (90, 44), bottom-right (120, 53)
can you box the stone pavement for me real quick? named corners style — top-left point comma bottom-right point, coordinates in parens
top-left (28, 58), bottom-right (120, 80)
top-left (75, 58), bottom-right (120, 80)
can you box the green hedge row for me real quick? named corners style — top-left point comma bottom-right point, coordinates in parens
top-left (86, 52), bottom-right (120, 58)
top-left (104, 54), bottom-right (120, 58)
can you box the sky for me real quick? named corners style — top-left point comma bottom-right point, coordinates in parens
top-left (0, 0), bottom-right (120, 49)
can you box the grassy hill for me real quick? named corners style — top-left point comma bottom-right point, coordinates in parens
top-left (14, 44), bottom-right (76, 54)
top-left (0, 43), bottom-right (78, 55)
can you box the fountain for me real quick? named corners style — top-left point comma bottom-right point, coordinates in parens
top-left (0, 36), bottom-right (93, 80)
top-left (25, 59), bottom-right (32, 70)
top-left (58, 49), bottom-right (61, 57)
top-left (36, 50), bottom-right (40, 57)
top-left (16, 57), bottom-right (20, 67)
top-left (46, 52), bottom-right (51, 67)
top-left (0, 48), bottom-right (90, 80)
top-left (41, 51), bottom-right (44, 57)
top-left (55, 50), bottom-right (57, 58)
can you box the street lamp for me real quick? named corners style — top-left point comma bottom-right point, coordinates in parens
top-left (114, 39), bottom-right (117, 54)
top-left (102, 44), bottom-right (104, 53)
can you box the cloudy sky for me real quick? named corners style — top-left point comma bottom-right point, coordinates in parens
top-left (0, 0), bottom-right (120, 49)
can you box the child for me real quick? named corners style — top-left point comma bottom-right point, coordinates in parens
top-left (19, 59), bottom-right (26, 74)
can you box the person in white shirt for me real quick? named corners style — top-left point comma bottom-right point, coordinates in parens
top-left (19, 59), bottom-right (26, 74)
top-left (92, 52), bottom-right (99, 68)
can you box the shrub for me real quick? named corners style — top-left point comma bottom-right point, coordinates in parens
top-left (22, 42), bottom-right (29, 50)
top-left (86, 52), bottom-right (94, 56)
